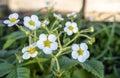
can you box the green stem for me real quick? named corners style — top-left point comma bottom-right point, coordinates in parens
top-left (80, 34), bottom-right (92, 40)
top-left (42, 26), bottom-right (50, 34)
top-left (29, 36), bottom-right (32, 45)
top-left (64, 33), bottom-right (79, 47)
top-left (16, 24), bottom-right (26, 32)
top-left (33, 30), bottom-right (37, 42)
top-left (49, 57), bottom-right (55, 71)
top-left (51, 20), bottom-right (58, 30)
top-left (56, 31), bottom-right (63, 57)
top-left (54, 57), bottom-right (60, 72)
top-left (35, 57), bottom-right (44, 72)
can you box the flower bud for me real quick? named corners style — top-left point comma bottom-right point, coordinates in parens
top-left (89, 27), bottom-right (94, 32)
top-left (25, 31), bottom-right (30, 36)
top-left (87, 37), bottom-right (95, 45)
top-left (58, 24), bottom-right (62, 28)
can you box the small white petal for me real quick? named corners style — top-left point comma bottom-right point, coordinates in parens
top-left (72, 22), bottom-right (77, 27)
top-left (4, 20), bottom-right (10, 24)
top-left (48, 34), bottom-right (57, 42)
top-left (43, 20), bottom-right (49, 25)
top-left (72, 44), bottom-right (79, 51)
top-left (53, 13), bottom-right (57, 17)
top-left (80, 43), bottom-right (88, 50)
top-left (28, 26), bottom-right (36, 30)
top-left (67, 30), bottom-right (73, 35)
top-left (78, 56), bottom-right (86, 62)
top-left (64, 27), bottom-right (68, 32)
top-left (32, 42), bottom-right (37, 47)
top-left (50, 42), bottom-right (58, 50)
top-left (35, 21), bottom-right (41, 28)
top-left (71, 51), bottom-right (78, 59)
top-left (22, 52), bottom-right (30, 60)
top-left (73, 27), bottom-right (78, 33)
top-left (39, 34), bottom-right (47, 41)
top-left (24, 21), bottom-right (29, 27)
top-left (31, 51), bottom-right (38, 57)
top-left (8, 24), bottom-right (14, 27)
top-left (24, 16), bottom-right (30, 21)
top-left (43, 47), bottom-right (52, 54)
top-left (37, 40), bottom-right (44, 49)
top-left (22, 47), bottom-right (29, 53)
top-left (83, 50), bottom-right (90, 59)
top-left (65, 22), bottom-right (71, 27)
top-left (9, 13), bottom-right (19, 19)
top-left (31, 15), bottom-right (38, 20)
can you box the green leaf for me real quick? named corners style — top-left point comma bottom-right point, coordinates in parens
top-left (6, 70), bottom-right (17, 78)
top-left (72, 69), bottom-right (94, 78)
top-left (0, 62), bottom-right (14, 77)
top-left (79, 59), bottom-right (104, 78)
top-left (23, 58), bottom-right (48, 66)
top-left (61, 71), bottom-right (71, 78)
top-left (17, 67), bottom-right (30, 78)
top-left (3, 31), bottom-right (26, 40)
top-left (114, 67), bottom-right (120, 78)
top-left (58, 56), bottom-right (78, 70)
top-left (63, 38), bottom-right (70, 44)
top-left (3, 39), bottom-right (16, 50)
top-left (6, 67), bottom-right (30, 78)
top-left (2, 31), bottom-right (26, 49)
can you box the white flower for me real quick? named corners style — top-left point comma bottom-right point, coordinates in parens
top-left (64, 21), bottom-right (78, 35)
top-left (3, 13), bottom-right (19, 27)
top-left (67, 12), bottom-right (77, 18)
top-left (23, 15), bottom-right (41, 30)
top-left (43, 20), bottom-right (49, 25)
top-left (53, 13), bottom-right (64, 20)
top-left (22, 44), bottom-right (38, 60)
top-left (37, 34), bottom-right (58, 54)
top-left (71, 43), bottom-right (90, 62)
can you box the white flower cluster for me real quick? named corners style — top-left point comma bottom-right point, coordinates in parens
top-left (4, 12), bottom-right (90, 62)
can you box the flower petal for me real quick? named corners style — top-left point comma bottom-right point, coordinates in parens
top-left (78, 56), bottom-right (86, 62)
top-left (22, 46), bottom-right (29, 53)
top-left (37, 40), bottom-right (44, 49)
top-left (31, 15), bottom-right (38, 20)
top-left (73, 27), bottom-right (78, 33)
top-left (22, 52), bottom-right (30, 60)
top-left (4, 20), bottom-right (10, 24)
top-left (48, 34), bottom-right (57, 42)
top-left (65, 22), bottom-right (71, 27)
top-left (39, 33), bottom-right (47, 41)
top-left (9, 13), bottom-right (19, 19)
top-left (64, 27), bottom-right (68, 32)
top-left (72, 22), bottom-right (77, 27)
top-left (67, 30), bottom-right (73, 35)
top-left (72, 44), bottom-right (79, 51)
top-left (8, 20), bottom-right (19, 27)
top-left (50, 42), bottom-right (58, 50)
top-left (24, 16), bottom-right (30, 21)
top-left (71, 51), bottom-right (78, 59)
top-left (35, 21), bottom-right (41, 28)
top-left (80, 43), bottom-right (88, 50)
top-left (83, 50), bottom-right (90, 59)
top-left (31, 51), bottom-right (38, 57)
top-left (43, 47), bottom-right (52, 54)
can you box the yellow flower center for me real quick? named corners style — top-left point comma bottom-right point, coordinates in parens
top-left (10, 18), bottom-right (16, 23)
top-left (29, 20), bottom-right (35, 26)
top-left (77, 49), bottom-right (84, 56)
top-left (68, 26), bottom-right (74, 31)
top-left (28, 47), bottom-right (36, 54)
top-left (44, 40), bottom-right (51, 47)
